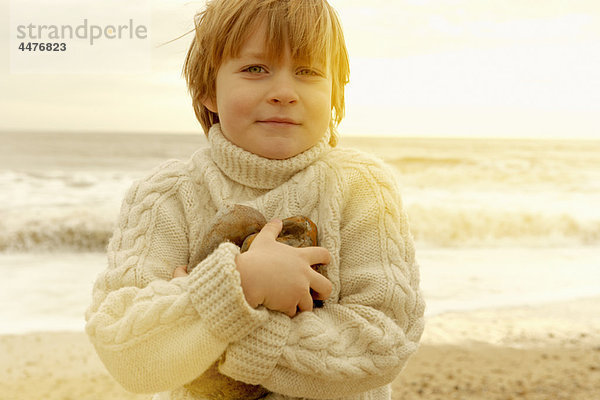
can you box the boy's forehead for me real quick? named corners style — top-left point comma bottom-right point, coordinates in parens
top-left (236, 34), bottom-right (273, 59)
top-left (234, 33), bottom-right (327, 67)
top-left (226, 17), bottom-right (329, 67)
top-left (234, 22), bottom-right (279, 59)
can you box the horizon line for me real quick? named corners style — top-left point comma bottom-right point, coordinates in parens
top-left (1, 128), bottom-right (599, 142)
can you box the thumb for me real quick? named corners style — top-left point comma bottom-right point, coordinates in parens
top-left (173, 265), bottom-right (188, 278)
top-left (254, 218), bottom-right (283, 243)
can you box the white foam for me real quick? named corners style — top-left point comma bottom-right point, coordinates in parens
top-left (419, 246), bottom-right (600, 316)
top-left (1, 247), bottom-right (599, 334)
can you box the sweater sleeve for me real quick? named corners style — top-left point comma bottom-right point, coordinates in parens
top-left (84, 162), bottom-right (268, 394)
top-left (218, 157), bottom-right (426, 398)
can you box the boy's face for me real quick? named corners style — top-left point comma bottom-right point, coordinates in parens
top-left (203, 21), bottom-right (333, 160)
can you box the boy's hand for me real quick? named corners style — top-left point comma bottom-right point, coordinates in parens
top-left (235, 219), bottom-right (332, 317)
top-left (173, 265), bottom-right (188, 278)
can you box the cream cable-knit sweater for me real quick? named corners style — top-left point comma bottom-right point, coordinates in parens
top-left (85, 124), bottom-right (425, 400)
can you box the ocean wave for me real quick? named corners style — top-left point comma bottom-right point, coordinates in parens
top-left (408, 205), bottom-right (600, 247)
top-left (389, 156), bottom-right (471, 168)
top-left (1, 206), bottom-right (598, 252)
top-left (0, 211), bottom-right (114, 252)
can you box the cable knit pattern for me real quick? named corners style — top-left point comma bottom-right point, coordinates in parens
top-left (187, 242), bottom-right (269, 342)
top-left (85, 124), bottom-right (425, 400)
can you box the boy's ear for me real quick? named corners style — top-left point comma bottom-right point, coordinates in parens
top-left (202, 96), bottom-right (218, 113)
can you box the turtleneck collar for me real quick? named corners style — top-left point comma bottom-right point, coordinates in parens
top-left (208, 123), bottom-right (332, 190)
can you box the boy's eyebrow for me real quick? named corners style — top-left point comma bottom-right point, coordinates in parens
top-left (236, 51), bottom-right (270, 60)
top-left (236, 51), bottom-right (325, 67)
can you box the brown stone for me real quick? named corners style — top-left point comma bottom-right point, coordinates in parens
top-left (188, 204), bottom-right (266, 272)
top-left (240, 215), bottom-right (318, 251)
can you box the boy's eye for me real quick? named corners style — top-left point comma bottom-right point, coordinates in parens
top-left (244, 65), bottom-right (266, 74)
top-left (297, 68), bottom-right (320, 76)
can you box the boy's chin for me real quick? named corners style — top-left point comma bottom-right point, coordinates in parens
top-left (256, 147), bottom-right (300, 160)
top-left (251, 137), bottom-right (312, 160)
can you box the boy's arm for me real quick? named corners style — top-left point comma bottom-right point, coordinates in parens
top-left (85, 163), bottom-right (268, 394)
top-left (218, 162), bottom-right (426, 398)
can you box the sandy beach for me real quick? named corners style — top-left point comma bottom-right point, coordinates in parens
top-left (2, 297), bottom-right (599, 400)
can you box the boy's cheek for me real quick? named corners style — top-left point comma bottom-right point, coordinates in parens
top-left (224, 94), bottom-right (257, 120)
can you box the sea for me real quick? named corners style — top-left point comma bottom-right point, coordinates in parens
top-left (1, 131), bottom-right (599, 334)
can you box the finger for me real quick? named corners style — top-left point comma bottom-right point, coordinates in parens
top-left (252, 219), bottom-right (283, 245)
top-left (309, 272), bottom-right (333, 300)
top-left (285, 305), bottom-right (297, 318)
top-left (299, 246), bottom-right (331, 266)
top-left (297, 292), bottom-right (314, 313)
top-left (173, 265), bottom-right (188, 278)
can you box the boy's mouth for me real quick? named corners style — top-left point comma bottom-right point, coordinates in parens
top-left (258, 117), bottom-right (300, 126)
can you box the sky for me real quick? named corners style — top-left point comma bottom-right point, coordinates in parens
top-left (1, 0), bottom-right (599, 138)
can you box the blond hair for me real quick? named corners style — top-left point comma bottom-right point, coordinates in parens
top-left (183, 0), bottom-right (350, 146)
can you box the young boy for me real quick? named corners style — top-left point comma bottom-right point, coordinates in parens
top-left (85, 0), bottom-right (425, 399)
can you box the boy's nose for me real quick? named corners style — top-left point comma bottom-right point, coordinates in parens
top-left (267, 74), bottom-right (298, 105)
